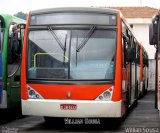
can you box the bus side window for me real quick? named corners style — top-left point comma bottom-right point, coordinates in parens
top-left (126, 29), bottom-right (132, 46)
top-left (122, 37), bottom-right (125, 68)
top-left (122, 21), bottom-right (134, 64)
top-left (136, 44), bottom-right (140, 65)
top-left (132, 38), bottom-right (136, 62)
top-left (123, 34), bottom-right (134, 63)
top-left (122, 21), bottom-right (127, 67)
top-left (122, 34), bottom-right (128, 67)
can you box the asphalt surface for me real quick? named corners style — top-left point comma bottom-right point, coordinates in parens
top-left (0, 91), bottom-right (159, 133)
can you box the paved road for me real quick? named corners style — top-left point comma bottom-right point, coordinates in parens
top-left (0, 91), bottom-right (159, 133)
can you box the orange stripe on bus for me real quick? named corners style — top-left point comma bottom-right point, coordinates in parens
top-left (112, 11), bottom-right (122, 102)
top-left (21, 13), bottom-right (30, 100)
top-left (28, 84), bottom-right (112, 100)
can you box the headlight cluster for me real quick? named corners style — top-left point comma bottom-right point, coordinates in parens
top-left (95, 86), bottom-right (114, 101)
top-left (27, 85), bottom-right (44, 99)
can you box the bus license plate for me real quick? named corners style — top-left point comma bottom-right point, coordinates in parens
top-left (60, 104), bottom-right (77, 110)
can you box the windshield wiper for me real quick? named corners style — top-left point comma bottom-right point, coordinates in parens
top-left (48, 26), bottom-right (67, 65)
top-left (63, 34), bottom-right (67, 63)
top-left (48, 26), bottom-right (66, 51)
top-left (76, 25), bottom-right (96, 52)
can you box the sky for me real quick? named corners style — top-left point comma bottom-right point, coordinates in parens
top-left (0, 0), bottom-right (160, 14)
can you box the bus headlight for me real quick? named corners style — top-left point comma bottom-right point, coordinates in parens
top-left (103, 91), bottom-right (111, 99)
top-left (95, 86), bottom-right (114, 101)
top-left (29, 89), bottom-right (35, 96)
top-left (27, 85), bottom-right (44, 99)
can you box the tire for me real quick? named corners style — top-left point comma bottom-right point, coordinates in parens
top-left (120, 113), bottom-right (127, 122)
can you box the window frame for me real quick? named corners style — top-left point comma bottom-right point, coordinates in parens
top-left (26, 26), bottom-right (117, 82)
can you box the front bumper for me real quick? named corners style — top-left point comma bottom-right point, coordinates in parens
top-left (22, 99), bottom-right (122, 118)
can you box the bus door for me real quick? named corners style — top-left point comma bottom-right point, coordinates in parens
top-left (126, 30), bottom-right (136, 105)
top-left (7, 23), bottom-right (25, 107)
top-left (135, 43), bottom-right (140, 97)
top-left (122, 32), bottom-right (135, 107)
top-left (122, 23), bottom-right (135, 107)
top-left (0, 19), bottom-right (3, 103)
top-left (134, 39), bottom-right (138, 99)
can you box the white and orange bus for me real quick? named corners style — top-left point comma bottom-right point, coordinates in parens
top-left (139, 45), bottom-right (149, 97)
top-left (21, 7), bottom-right (148, 120)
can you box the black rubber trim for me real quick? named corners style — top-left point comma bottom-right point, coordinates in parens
top-left (27, 80), bottom-right (114, 85)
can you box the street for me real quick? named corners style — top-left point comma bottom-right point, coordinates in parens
top-left (0, 91), bottom-right (159, 133)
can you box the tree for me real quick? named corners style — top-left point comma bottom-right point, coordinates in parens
top-left (14, 12), bottom-right (27, 20)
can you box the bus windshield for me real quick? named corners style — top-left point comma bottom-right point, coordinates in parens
top-left (27, 27), bottom-right (116, 81)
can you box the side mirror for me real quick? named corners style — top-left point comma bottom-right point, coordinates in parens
top-left (12, 23), bottom-right (26, 32)
top-left (123, 34), bottom-right (130, 44)
top-left (149, 15), bottom-right (159, 45)
top-left (13, 23), bottom-right (26, 46)
top-left (126, 48), bottom-right (135, 62)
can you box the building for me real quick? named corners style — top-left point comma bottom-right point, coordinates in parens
top-left (102, 6), bottom-right (158, 59)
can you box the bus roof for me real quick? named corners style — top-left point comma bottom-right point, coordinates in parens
top-left (0, 14), bottom-right (25, 28)
top-left (30, 7), bottom-right (118, 15)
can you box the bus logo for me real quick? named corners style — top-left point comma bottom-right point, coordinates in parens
top-left (66, 92), bottom-right (71, 98)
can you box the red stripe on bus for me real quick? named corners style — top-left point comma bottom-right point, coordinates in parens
top-left (21, 12), bottom-right (31, 100)
top-left (28, 84), bottom-right (112, 100)
top-left (112, 11), bottom-right (122, 102)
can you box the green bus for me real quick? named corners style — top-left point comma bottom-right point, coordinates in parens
top-left (0, 14), bottom-right (25, 109)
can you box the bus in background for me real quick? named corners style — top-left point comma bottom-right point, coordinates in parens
top-left (0, 14), bottom-right (25, 109)
top-left (21, 7), bottom-right (148, 121)
top-left (149, 11), bottom-right (160, 113)
top-left (142, 47), bottom-right (149, 96)
top-left (139, 45), bottom-right (149, 97)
